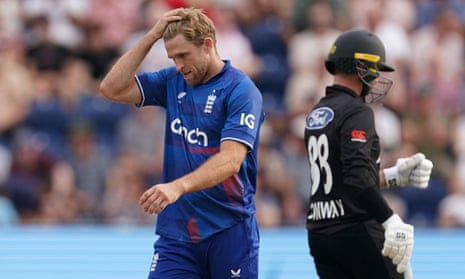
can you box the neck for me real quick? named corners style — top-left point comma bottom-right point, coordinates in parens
top-left (333, 73), bottom-right (362, 96)
top-left (210, 56), bottom-right (225, 75)
top-left (202, 55), bottom-right (224, 84)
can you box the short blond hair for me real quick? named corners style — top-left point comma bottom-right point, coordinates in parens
top-left (163, 8), bottom-right (216, 46)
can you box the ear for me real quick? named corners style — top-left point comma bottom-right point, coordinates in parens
top-left (203, 37), bottom-right (215, 51)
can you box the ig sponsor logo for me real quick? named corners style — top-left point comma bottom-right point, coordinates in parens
top-left (240, 113), bottom-right (256, 129)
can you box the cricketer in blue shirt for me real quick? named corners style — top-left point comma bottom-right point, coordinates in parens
top-left (136, 59), bottom-right (264, 244)
top-left (99, 7), bottom-right (265, 279)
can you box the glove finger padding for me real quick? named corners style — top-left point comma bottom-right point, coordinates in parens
top-left (382, 243), bottom-right (393, 258)
top-left (397, 153), bottom-right (425, 173)
top-left (388, 245), bottom-right (399, 259)
top-left (392, 245), bottom-right (406, 265)
top-left (397, 254), bottom-right (412, 274)
top-left (409, 159), bottom-right (433, 188)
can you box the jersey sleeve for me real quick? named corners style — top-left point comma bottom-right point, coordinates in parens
top-left (340, 106), bottom-right (379, 191)
top-left (221, 78), bottom-right (264, 151)
top-left (135, 68), bottom-right (175, 107)
top-left (340, 105), bottom-right (393, 222)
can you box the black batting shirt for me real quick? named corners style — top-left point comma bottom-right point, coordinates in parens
top-left (304, 85), bottom-right (393, 234)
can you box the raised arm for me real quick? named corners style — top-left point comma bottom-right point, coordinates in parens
top-left (379, 152), bottom-right (433, 189)
top-left (99, 9), bottom-right (183, 104)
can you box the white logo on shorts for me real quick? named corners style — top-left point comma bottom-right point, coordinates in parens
top-left (150, 253), bottom-right (159, 272)
top-left (230, 268), bottom-right (241, 278)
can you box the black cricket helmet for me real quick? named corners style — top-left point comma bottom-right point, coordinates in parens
top-left (325, 29), bottom-right (395, 103)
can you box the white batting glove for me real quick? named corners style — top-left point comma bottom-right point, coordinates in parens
top-left (383, 153), bottom-right (433, 188)
top-left (382, 214), bottom-right (414, 274)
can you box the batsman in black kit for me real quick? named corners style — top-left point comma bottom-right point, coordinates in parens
top-left (304, 30), bottom-right (433, 279)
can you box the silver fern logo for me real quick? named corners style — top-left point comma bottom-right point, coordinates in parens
top-left (204, 90), bottom-right (217, 113)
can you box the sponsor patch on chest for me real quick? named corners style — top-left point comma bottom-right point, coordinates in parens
top-left (306, 107), bottom-right (334, 130)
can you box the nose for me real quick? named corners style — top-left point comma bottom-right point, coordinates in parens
top-left (175, 61), bottom-right (184, 73)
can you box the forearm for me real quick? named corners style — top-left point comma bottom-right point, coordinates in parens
top-left (99, 32), bottom-right (160, 103)
top-left (175, 142), bottom-right (247, 194)
top-left (175, 154), bottom-right (240, 194)
top-left (356, 186), bottom-right (393, 223)
top-left (379, 169), bottom-right (387, 189)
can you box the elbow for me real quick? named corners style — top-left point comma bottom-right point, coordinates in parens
top-left (230, 152), bottom-right (246, 174)
top-left (230, 161), bottom-right (242, 175)
top-left (221, 141), bottom-right (248, 176)
top-left (99, 77), bottom-right (138, 104)
top-left (99, 78), bottom-right (115, 101)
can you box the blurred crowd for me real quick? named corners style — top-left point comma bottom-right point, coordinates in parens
top-left (1, 0), bottom-right (465, 229)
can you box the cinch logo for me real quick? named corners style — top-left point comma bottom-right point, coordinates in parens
top-left (170, 118), bottom-right (208, 146)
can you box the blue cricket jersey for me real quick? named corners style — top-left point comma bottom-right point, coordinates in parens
top-left (135, 60), bottom-right (264, 243)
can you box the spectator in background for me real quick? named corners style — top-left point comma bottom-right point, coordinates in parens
top-left (21, 15), bottom-right (75, 156)
top-left (24, 15), bottom-right (73, 72)
top-left (408, 6), bottom-right (464, 114)
top-left (286, 0), bottom-right (340, 117)
top-left (40, 156), bottom-right (82, 224)
top-left (0, 145), bottom-right (17, 226)
top-left (235, 0), bottom-right (291, 114)
top-left (4, 128), bottom-right (77, 224)
top-left (100, 151), bottom-right (153, 225)
top-left (279, 114), bottom-right (311, 223)
top-left (213, 0), bottom-right (260, 77)
top-left (256, 121), bottom-right (303, 227)
top-left (24, 56), bottom-right (130, 157)
top-left (116, 107), bottom-right (165, 186)
top-left (414, 0), bottom-right (465, 29)
top-left (21, 0), bottom-right (88, 48)
top-left (64, 120), bottom-right (111, 223)
top-left (0, 0), bottom-right (22, 40)
top-left (23, 68), bottom-right (69, 156)
top-left (74, 22), bottom-right (120, 81)
top-left (121, 0), bottom-right (174, 72)
top-left (291, 0), bottom-right (348, 32)
top-left (82, 0), bottom-right (141, 48)
top-left (0, 35), bottom-right (35, 145)
top-left (0, 188), bottom-right (18, 226)
top-left (165, 0), bottom-right (216, 18)
top-left (395, 86), bottom-right (451, 226)
top-left (435, 115), bottom-right (465, 228)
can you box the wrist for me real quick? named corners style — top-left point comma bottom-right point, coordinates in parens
top-left (143, 31), bottom-right (162, 46)
top-left (174, 178), bottom-right (189, 195)
top-left (383, 166), bottom-right (400, 188)
top-left (382, 214), bottom-right (402, 229)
